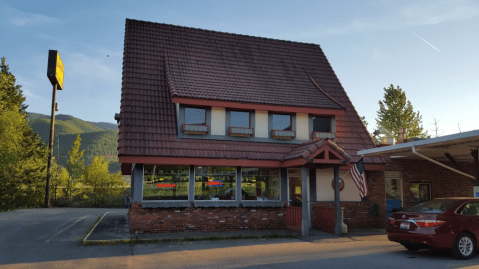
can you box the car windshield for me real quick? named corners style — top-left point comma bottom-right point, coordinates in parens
top-left (406, 200), bottom-right (457, 213)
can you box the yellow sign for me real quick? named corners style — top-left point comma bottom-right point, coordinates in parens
top-left (47, 50), bottom-right (64, 90)
top-left (295, 186), bottom-right (301, 194)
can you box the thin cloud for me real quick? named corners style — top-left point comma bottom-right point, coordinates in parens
top-left (14, 74), bottom-right (49, 102)
top-left (0, 2), bottom-right (59, 27)
top-left (295, 0), bottom-right (479, 38)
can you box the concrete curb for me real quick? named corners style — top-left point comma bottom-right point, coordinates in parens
top-left (82, 233), bottom-right (298, 246)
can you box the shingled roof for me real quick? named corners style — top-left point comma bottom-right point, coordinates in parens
top-left (119, 19), bottom-right (383, 165)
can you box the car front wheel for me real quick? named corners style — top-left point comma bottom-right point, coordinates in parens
top-left (452, 232), bottom-right (476, 260)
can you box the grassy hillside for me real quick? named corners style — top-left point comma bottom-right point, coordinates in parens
top-left (27, 112), bottom-right (120, 174)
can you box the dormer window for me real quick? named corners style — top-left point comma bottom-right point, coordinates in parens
top-left (312, 116), bottom-right (335, 140)
top-left (185, 107), bottom-right (206, 124)
top-left (273, 114), bottom-right (291, 130)
top-left (272, 114), bottom-right (295, 139)
top-left (230, 111), bottom-right (250, 128)
top-left (183, 107), bottom-right (208, 135)
top-left (229, 110), bottom-right (254, 137)
top-left (313, 116), bottom-right (330, 132)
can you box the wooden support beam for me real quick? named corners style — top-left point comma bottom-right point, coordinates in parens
top-left (444, 153), bottom-right (464, 172)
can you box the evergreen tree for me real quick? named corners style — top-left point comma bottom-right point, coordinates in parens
top-left (0, 57), bottom-right (48, 210)
top-left (375, 84), bottom-right (427, 140)
top-left (0, 57), bottom-right (27, 113)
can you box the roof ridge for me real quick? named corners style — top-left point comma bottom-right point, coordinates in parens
top-left (309, 75), bottom-right (345, 109)
top-left (125, 18), bottom-right (320, 47)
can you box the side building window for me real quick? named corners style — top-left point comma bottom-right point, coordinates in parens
top-left (194, 166), bottom-right (236, 200)
top-left (410, 183), bottom-right (431, 203)
top-left (241, 168), bottom-right (280, 201)
top-left (143, 165), bottom-right (189, 200)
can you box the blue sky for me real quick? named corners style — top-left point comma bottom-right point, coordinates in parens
top-left (1, 0), bottom-right (478, 136)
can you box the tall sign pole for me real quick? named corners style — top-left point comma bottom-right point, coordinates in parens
top-left (45, 50), bottom-right (64, 208)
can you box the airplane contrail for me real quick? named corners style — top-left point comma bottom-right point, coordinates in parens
top-left (410, 30), bottom-right (440, 52)
top-left (392, 18), bottom-right (440, 52)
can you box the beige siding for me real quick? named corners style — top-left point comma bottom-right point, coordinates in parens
top-left (255, 110), bottom-right (268, 138)
top-left (211, 107), bottom-right (225, 135)
top-left (316, 168), bottom-right (361, 202)
top-left (296, 113), bottom-right (309, 140)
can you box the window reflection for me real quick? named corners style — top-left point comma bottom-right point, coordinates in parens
top-left (194, 166), bottom-right (236, 200)
top-left (410, 183), bottom-right (431, 203)
top-left (143, 165), bottom-right (189, 200)
top-left (230, 111), bottom-right (250, 128)
top-left (313, 117), bottom-right (330, 132)
top-left (241, 168), bottom-right (280, 201)
top-left (185, 107), bottom-right (206, 124)
top-left (273, 114), bottom-right (291, 130)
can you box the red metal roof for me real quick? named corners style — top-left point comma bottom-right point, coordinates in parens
top-left (119, 19), bottom-right (381, 165)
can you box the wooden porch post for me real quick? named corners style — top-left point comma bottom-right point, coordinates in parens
top-left (334, 164), bottom-right (341, 236)
top-left (301, 166), bottom-right (311, 236)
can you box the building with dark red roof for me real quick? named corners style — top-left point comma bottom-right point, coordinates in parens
top-left (119, 19), bottom-right (389, 236)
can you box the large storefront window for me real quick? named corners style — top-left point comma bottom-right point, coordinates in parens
top-left (195, 166), bottom-right (236, 200)
top-left (143, 165), bottom-right (189, 200)
top-left (242, 168), bottom-right (280, 201)
top-left (410, 183), bottom-right (431, 203)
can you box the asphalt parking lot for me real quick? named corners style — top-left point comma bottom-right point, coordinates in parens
top-left (2, 208), bottom-right (479, 269)
top-left (0, 208), bottom-right (130, 265)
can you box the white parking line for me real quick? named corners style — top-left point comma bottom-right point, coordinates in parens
top-left (45, 215), bottom-right (89, 243)
top-left (83, 211), bottom-right (109, 241)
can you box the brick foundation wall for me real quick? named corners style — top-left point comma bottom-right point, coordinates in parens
top-left (129, 202), bottom-right (288, 233)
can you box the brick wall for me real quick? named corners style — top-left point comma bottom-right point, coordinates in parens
top-left (388, 159), bottom-right (474, 209)
top-left (311, 202), bottom-right (383, 229)
top-left (129, 202), bottom-right (288, 233)
top-left (309, 159), bottom-right (475, 230)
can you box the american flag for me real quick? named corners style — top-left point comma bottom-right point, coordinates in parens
top-left (350, 157), bottom-right (369, 198)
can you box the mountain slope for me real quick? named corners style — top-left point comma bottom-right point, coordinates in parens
top-left (88, 121), bottom-right (118, 130)
top-left (27, 112), bottom-right (120, 173)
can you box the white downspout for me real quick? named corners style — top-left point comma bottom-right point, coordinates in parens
top-left (411, 146), bottom-right (475, 180)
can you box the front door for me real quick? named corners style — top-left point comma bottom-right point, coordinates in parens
top-left (385, 171), bottom-right (402, 219)
top-left (288, 168), bottom-right (305, 207)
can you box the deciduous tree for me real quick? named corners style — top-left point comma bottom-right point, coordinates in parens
top-left (66, 134), bottom-right (85, 198)
top-left (82, 156), bottom-right (126, 206)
